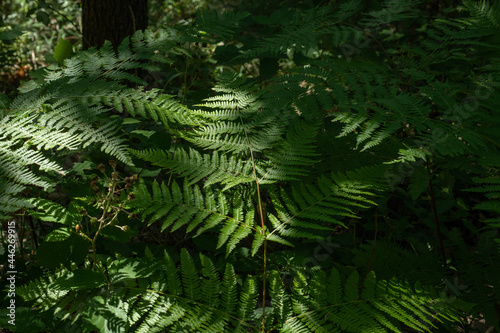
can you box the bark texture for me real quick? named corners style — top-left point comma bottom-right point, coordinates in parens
top-left (82, 0), bottom-right (147, 50)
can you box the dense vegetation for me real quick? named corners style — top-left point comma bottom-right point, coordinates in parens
top-left (1, 0), bottom-right (499, 332)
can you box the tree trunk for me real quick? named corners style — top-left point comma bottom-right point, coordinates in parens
top-left (82, 0), bottom-right (148, 50)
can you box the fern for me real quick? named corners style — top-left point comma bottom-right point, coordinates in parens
top-left (17, 249), bottom-right (260, 332)
top-left (264, 166), bottom-right (387, 246)
top-left (17, 248), bottom-right (459, 332)
top-left (130, 147), bottom-right (255, 189)
top-left (9, 1), bottom-right (500, 331)
top-left (275, 267), bottom-right (460, 333)
top-left (129, 179), bottom-right (257, 254)
top-left (195, 9), bottom-right (251, 41)
top-left (0, 27), bottom-right (192, 217)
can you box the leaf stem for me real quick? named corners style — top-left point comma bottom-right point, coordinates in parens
top-left (426, 158), bottom-right (447, 267)
top-left (367, 211), bottom-right (378, 275)
top-left (241, 118), bottom-right (267, 331)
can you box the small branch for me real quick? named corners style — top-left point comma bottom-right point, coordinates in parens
top-left (241, 119), bottom-right (267, 332)
top-left (46, 4), bottom-right (82, 34)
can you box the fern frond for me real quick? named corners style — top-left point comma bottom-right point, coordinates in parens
top-left (17, 266), bottom-right (74, 312)
top-left (236, 275), bottom-right (258, 326)
top-left (27, 198), bottom-right (82, 226)
top-left (130, 147), bottom-right (255, 189)
top-left (19, 249), bottom-right (262, 332)
top-left (276, 267), bottom-right (460, 333)
top-left (181, 248), bottom-right (201, 301)
top-left (0, 158), bottom-right (52, 189)
top-left (200, 253), bottom-right (221, 307)
top-left (221, 263), bottom-right (238, 314)
top-left (0, 26), bottom-right (199, 218)
top-left (130, 180), bottom-right (257, 253)
top-left (262, 120), bottom-right (320, 182)
top-left (195, 10), bottom-right (250, 40)
top-left (269, 270), bottom-right (293, 325)
top-left (17, 247), bottom-right (461, 333)
top-left (0, 113), bottom-right (79, 150)
top-left (264, 168), bottom-right (383, 250)
top-left (463, 0), bottom-right (500, 28)
top-left (466, 169), bottom-right (500, 222)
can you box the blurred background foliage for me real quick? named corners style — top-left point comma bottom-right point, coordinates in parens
top-left (1, 0), bottom-right (464, 95)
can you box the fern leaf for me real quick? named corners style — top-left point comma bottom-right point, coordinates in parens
top-left (181, 248), bottom-right (201, 301)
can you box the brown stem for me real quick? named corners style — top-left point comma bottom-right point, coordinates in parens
top-left (426, 159), bottom-right (447, 266)
top-left (367, 211), bottom-right (378, 275)
top-left (28, 214), bottom-right (38, 250)
top-left (241, 119), bottom-right (267, 331)
top-left (253, 148), bottom-right (267, 332)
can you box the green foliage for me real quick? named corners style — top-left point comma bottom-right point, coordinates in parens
top-left (0, 0), bottom-right (81, 92)
top-left (53, 37), bottom-right (73, 65)
top-left (15, 247), bottom-right (460, 333)
top-left (1, 0), bottom-right (500, 332)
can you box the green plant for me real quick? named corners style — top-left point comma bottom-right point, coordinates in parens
top-left (1, 0), bottom-right (499, 332)
top-left (0, 0), bottom-right (81, 82)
